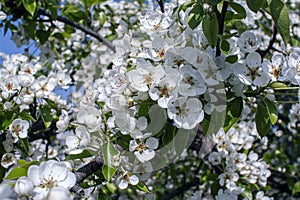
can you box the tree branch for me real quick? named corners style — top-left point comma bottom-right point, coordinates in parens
top-left (216, 1), bottom-right (228, 57)
top-left (259, 22), bottom-right (277, 58)
top-left (38, 9), bottom-right (116, 52)
top-left (71, 156), bottom-right (104, 199)
top-left (161, 177), bottom-right (200, 200)
top-left (156, 0), bottom-right (165, 13)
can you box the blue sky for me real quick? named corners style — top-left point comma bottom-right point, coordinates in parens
top-left (0, 31), bottom-right (25, 63)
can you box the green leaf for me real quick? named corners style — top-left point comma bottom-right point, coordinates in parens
top-left (99, 12), bottom-right (107, 26)
top-left (0, 165), bottom-right (6, 183)
top-left (218, 32), bottom-right (238, 40)
top-left (187, 4), bottom-right (204, 29)
top-left (5, 160), bottom-right (39, 180)
top-left (229, 2), bottom-right (247, 19)
top-left (246, 0), bottom-right (266, 13)
top-left (65, 149), bottom-right (93, 161)
top-left (36, 30), bottom-right (52, 44)
top-left (19, 138), bottom-right (30, 156)
top-left (266, 0), bottom-right (290, 44)
top-left (292, 181), bottom-right (300, 196)
top-left (0, 111), bottom-right (14, 130)
top-left (17, 110), bottom-right (35, 122)
top-left (224, 97), bottom-right (243, 132)
top-left (162, 122), bottom-right (177, 145)
top-left (220, 40), bottom-right (230, 54)
top-left (39, 105), bottom-right (53, 129)
top-left (22, 0), bottom-right (37, 16)
top-left (105, 182), bottom-right (117, 193)
top-left (264, 98), bottom-right (278, 125)
top-left (146, 105), bottom-right (167, 135)
top-left (205, 0), bottom-right (221, 6)
top-left (102, 165), bottom-right (117, 181)
top-left (102, 142), bottom-right (120, 168)
top-left (136, 181), bottom-right (150, 193)
top-left (226, 55), bottom-right (238, 64)
top-left (202, 13), bottom-right (219, 48)
top-left (269, 81), bottom-right (288, 89)
top-left (255, 100), bottom-right (271, 137)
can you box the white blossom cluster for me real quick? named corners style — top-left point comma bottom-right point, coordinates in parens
top-left (0, 0), bottom-right (299, 198)
top-left (0, 160), bottom-right (76, 200)
top-left (207, 123), bottom-right (272, 199)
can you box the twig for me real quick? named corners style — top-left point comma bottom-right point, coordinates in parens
top-left (161, 177), bottom-right (200, 200)
top-left (38, 9), bottom-right (116, 52)
top-left (71, 156), bottom-right (104, 198)
top-left (156, 0), bottom-right (165, 13)
top-left (259, 22), bottom-right (277, 58)
top-left (216, 1), bottom-right (228, 57)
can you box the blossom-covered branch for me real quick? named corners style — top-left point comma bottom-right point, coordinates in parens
top-left (38, 9), bottom-right (116, 52)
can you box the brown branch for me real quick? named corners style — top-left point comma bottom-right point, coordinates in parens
top-left (161, 177), bottom-right (200, 200)
top-left (216, 1), bottom-right (228, 57)
top-left (259, 22), bottom-right (277, 58)
top-left (38, 9), bottom-right (116, 52)
top-left (156, 0), bottom-right (165, 13)
top-left (71, 156), bottom-right (104, 199)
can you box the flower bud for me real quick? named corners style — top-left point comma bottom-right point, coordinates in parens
top-left (14, 176), bottom-right (34, 196)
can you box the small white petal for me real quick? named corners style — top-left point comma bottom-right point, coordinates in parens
top-left (118, 179), bottom-right (128, 189)
top-left (145, 137), bottom-right (159, 150)
top-left (129, 175), bottom-right (139, 185)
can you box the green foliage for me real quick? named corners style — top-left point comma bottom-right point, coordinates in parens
top-left (187, 3), bottom-right (204, 29)
top-left (136, 181), bottom-right (150, 193)
top-left (264, 98), bottom-right (278, 125)
top-left (224, 97), bottom-right (243, 132)
top-left (229, 2), bottom-right (247, 19)
top-left (102, 165), bottom-right (117, 181)
top-left (102, 141), bottom-right (120, 167)
top-left (22, 0), bottom-right (37, 16)
top-left (39, 104), bottom-right (53, 129)
top-left (255, 99), bottom-right (271, 137)
top-left (202, 13), bottom-right (218, 48)
top-left (4, 160), bottom-right (39, 180)
top-left (246, 0), bottom-right (266, 13)
top-left (265, 0), bottom-right (290, 44)
top-left (65, 149), bottom-right (93, 161)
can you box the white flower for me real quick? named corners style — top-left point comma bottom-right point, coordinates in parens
top-left (1, 153), bottom-right (16, 168)
top-left (215, 189), bottom-right (238, 200)
top-left (0, 182), bottom-right (15, 199)
top-left (167, 97), bottom-right (204, 130)
top-left (56, 70), bottom-right (72, 89)
top-left (177, 65), bottom-right (206, 96)
top-left (106, 94), bottom-right (127, 111)
top-left (208, 152), bottom-right (222, 165)
top-left (233, 52), bottom-right (270, 86)
top-left (262, 53), bottom-right (286, 82)
top-left (108, 73), bottom-right (128, 94)
top-left (56, 110), bottom-right (69, 133)
top-left (117, 172), bottom-right (139, 189)
top-left (218, 170), bottom-right (239, 190)
top-left (0, 11), bottom-right (7, 20)
top-left (14, 176), bottom-right (34, 197)
top-left (28, 160), bottom-right (76, 199)
top-left (1, 75), bottom-right (20, 96)
top-left (77, 106), bottom-right (102, 132)
top-left (129, 137), bottom-right (159, 162)
top-left (9, 118), bottom-right (29, 142)
top-left (149, 74), bottom-right (178, 108)
top-left (127, 58), bottom-right (165, 92)
top-left (32, 76), bottom-right (57, 98)
top-left (238, 31), bottom-right (259, 53)
top-left (47, 187), bottom-right (73, 200)
top-left (17, 73), bottom-right (34, 87)
top-left (66, 126), bottom-right (90, 154)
